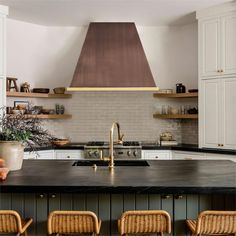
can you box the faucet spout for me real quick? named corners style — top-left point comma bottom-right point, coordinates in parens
top-left (99, 122), bottom-right (124, 169)
top-left (109, 122), bottom-right (124, 169)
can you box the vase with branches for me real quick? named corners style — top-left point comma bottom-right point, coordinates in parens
top-left (0, 107), bottom-right (54, 170)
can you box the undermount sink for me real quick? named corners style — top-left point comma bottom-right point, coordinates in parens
top-left (72, 160), bottom-right (149, 167)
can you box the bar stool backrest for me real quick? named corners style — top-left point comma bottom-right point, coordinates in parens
top-left (48, 211), bottom-right (100, 234)
top-left (196, 211), bottom-right (236, 235)
top-left (0, 210), bottom-right (21, 233)
top-left (119, 210), bottom-right (171, 235)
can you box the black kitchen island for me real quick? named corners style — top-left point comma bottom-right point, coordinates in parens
top-left (0, 160), bottom-right (236, 236)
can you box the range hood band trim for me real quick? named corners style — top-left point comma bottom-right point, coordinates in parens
top-left (67, 87), bottom-right (159, 91)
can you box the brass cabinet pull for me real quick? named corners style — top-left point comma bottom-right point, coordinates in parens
top-left (175, 195), bottom-right (183, 199)
top-left (217, 69), bottom-right (220, 73)
top-left (218, 144), bottom-right (221, 147)
top-left (161, 194), bottom-right (171, 199)
top-left (220, 69), bottom-right (224, 73)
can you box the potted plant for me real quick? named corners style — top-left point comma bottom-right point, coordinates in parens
top-left (0, 108), bottom-right (53, 171)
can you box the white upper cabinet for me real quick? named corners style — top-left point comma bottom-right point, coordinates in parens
top-left (199, 18), bottom-right (221, 77)
top-left (0, 16), bottom-right (4, 77)
top-left (221, 13), bottom-right (236, 76)
top-left (0, 5), bottom-right (8, 109)
top-left (200, 78), bottom-right (236, 149)
top-left (197, 2), bottom-right (236, 79)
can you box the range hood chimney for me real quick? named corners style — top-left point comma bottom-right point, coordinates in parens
top-left (67, 22), bottom-right (159, 91)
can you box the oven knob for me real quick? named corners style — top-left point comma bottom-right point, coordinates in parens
top-left (133, 151), bottom-right (137, 157)
top-left (94, 151), bottom-right (99, 157)
top-left (88, 151), bottom-right (92, 157)
top-left (127, 151), bottom-right (131, 156)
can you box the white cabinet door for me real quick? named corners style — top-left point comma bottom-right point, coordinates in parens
top-left (199, 18), bottom-right (221, 78)
top-left (0, 16), bottom-right (5, 77)
top-left (201, 79), bottom-right (221, 148)
top-left (141, 150), bottom-right (171, 160)
top-left (172, 151), bottom-right (206, 160)
top-left (221, 13), bottom-right (236, 76)
top-left (222, 78), bottom-right (236, 149)
top-left (55, 150), bottom-right (84, 160)
top-left (0, 12), bottom-right (6, 109)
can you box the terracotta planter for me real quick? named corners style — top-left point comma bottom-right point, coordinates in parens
top-left (0, 141), bottom-right (24, 171)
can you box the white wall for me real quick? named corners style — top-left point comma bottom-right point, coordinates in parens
top-left (7, 19), bottom-right (86, 89)
top-left (7, 19), bottom-right (198, 90)
top-left (6, 19), bottom-right (198, 143)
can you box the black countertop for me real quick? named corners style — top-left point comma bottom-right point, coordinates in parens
top-left (24, 143), bottom-right (236, 155)
top-left (142, 144), bottom-right (236, 155)
top-left (1, 160), bottom-right (236, 194)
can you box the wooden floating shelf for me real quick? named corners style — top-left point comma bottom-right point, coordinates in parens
top-left (153, 92), bottom-right (198, 98)
top-left (9, 114), bottom-right (72, 119)
top-left (6, 91), bottom-right (72, 98)
top-left (153, 114), bottom-right (198, 119)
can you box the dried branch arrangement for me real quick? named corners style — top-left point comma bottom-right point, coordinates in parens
top-left (0, 107), bottom-right (54, 151)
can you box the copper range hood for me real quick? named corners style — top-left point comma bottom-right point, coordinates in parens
top-left (67, 22), bottom-right (159, 91)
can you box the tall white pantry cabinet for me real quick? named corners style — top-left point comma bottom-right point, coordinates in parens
top-left (0, 5), bottom-right (8, 110)
top-left (197, 2), bottom-right (236, 150)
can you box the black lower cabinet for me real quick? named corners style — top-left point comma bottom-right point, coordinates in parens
top-left (0, 193), bottom-right (235, 236)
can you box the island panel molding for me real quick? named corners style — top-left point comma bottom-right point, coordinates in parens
top-left (0, 193), bottom-right (235, 236)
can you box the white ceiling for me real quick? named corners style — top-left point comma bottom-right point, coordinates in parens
top-left (0, 0), bottom-right (232, 26)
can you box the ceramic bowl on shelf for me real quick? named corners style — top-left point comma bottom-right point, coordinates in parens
top-left (51, 139), bottom-right (69, 146)
top-left (53, 87), bottom-right (66, 94)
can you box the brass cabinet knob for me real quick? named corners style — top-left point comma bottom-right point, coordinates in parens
top-left (39, 194), bottom-right (45, 198)
top-left (221, 69), bottom-right (224, 73)
top-left (51, 194), bottom-right (56, 198)
top-left (218, 144), bottom-right (221, 147)
top-left (217, 69), bottom-right (220, 73)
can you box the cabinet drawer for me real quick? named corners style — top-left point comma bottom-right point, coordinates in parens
top-left (36, 150), bottom-right (55, 160)
top-left (172, 151), bottom-right (206, 160)
top-left (55, 150), bottom-right (84, 160)
top-left (24, 152), bottom-right (37, 160)
top-left (206, 153), bottom-right (236, 162)
top-left (142, 150), bottom-right (171, 160)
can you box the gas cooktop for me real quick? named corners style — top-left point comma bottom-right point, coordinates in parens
top-left (85, 141), bottom-right (141, 147)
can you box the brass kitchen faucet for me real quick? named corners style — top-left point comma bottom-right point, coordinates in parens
top-left (100, 122), bottom-right (124, 169)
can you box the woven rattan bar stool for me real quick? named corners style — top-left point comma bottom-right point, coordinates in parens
top-left (0, 210), bottom-right (33, 236)
top-left (186, 210), bottom-right (236, 236)
top-left (118, 210), bottom-right (171, 236)
top-left (48, 210), bottom-right (102, 236)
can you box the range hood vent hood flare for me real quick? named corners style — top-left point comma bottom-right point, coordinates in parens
top-left (67, 22), bottom-right (159, 91)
